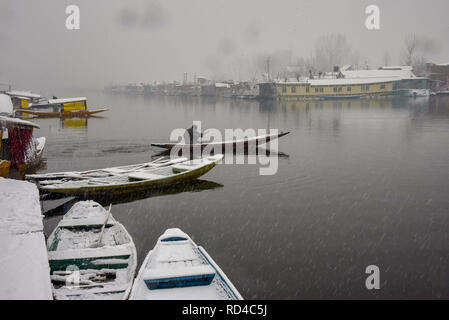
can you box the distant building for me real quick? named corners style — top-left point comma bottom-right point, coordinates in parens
top-left (200, 85), bottom-right (216, 97)
top-left (426, 62), bottom-right (449, 93)
top-left (259, 66), bottom-right (429, 100)
top-left (125, 83), bottom-right (145, 95)
top-left (196, 77), bottom-right (210, 85)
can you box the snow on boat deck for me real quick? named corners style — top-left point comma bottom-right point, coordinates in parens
top-left (0, 178), bottom-right (52, 300)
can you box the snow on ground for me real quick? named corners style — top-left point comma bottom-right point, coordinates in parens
top-left (0, 178), bottom-right (43, 234)
top-left (0, 178), bottom-right (52, 300)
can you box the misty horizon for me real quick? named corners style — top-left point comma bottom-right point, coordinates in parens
top-left (1, 0), bottom-right (449, 94)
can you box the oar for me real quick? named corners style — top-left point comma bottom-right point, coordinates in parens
top-left (90, 204), bottom-right (112, 248)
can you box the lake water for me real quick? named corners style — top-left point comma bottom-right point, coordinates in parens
top-left (38, 92), bottom-right (449, 299)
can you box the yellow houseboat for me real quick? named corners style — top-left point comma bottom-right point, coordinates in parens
top-left (17, 97), bottom-right (108, 118)
top-left (6, 90), bottom-right (43, 107)
top-left (259, 77), bottom-right (399, 100)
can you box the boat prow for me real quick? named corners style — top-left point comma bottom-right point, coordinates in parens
top-left (16, 108), bottom-right (108, 118)
top-left (129, 228), bottom-right (243, 300)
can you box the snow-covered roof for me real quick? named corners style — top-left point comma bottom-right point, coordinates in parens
top-left (6, 90), bottom-right (42, 99)
top-left (379, 66), bottom-right (413, 70)
top-left (310, 77), bottom-right (402, 86)
top-left (215, 83), bottom-right (231, 88)
top-left (428, 62), bottom-right (449, 67)
top-left (0, 94), bottom-right (13, 115)
top-left (12, 96), bottom-right (31, 101)
top-left (341, 68), bottom-right (416, 80)
top-left (340, 65), bottom-right (353, 71)
top-left (48, 97), bottom-right (87, 104)
top-left (0, 115), bottom-right (40, 129)
top-left (276, 77), bottom-right (401, 86)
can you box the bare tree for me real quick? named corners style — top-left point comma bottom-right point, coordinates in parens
top-left (402, 34), bottom-right (418, 66)
top-left (401, 34), bottom-right (438, 76)
top-left (312, 34), bottom-right (354, 72)
top-left (382, 51), bottom-right (391, 66)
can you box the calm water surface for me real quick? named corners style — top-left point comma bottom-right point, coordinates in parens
top-left (37, 92), bottom-right (449, 299)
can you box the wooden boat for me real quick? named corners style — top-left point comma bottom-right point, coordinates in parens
top-left (17, 136), bottom-right (46, 173)
top-left (26, 156), bottom-right (189, 182)
top-left (151, 131), bottom-right (290, 151)
top-left (129, 228), bottom-right (243, 300)
top-left (16, 108), bottom-right (108, 118)
top-left (28, 154), bottom-right (224, 197)
top-left (16, 97), bottom-right (108, 118)
top-left (47, 201), bottom-right (137, 300)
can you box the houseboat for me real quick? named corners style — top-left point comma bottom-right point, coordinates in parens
top-left (259, 66), bottom-right (430, 100)
top-left (16, 97), bottom-right (108, 118)
top-left (259, 77), bottom-right (398, 100)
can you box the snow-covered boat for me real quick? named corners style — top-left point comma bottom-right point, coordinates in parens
top-left (151, 132), bottom-right (289, 151)
top-left (27, 156), bottom-right (188, 182)
top-left (129, 228), bottom-right (243, 300)
top-left (28, 155), bottom-right (224, 197)
top-left (47, 201), bottom-right (137, 300)
top-left (0, 94), bottom-right (46, 177)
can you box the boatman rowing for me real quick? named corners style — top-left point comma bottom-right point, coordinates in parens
top-left (186, 124), bottom-right (203, 145)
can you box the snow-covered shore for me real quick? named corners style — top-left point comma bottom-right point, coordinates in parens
top-left (0, 178), bottom-right (52, 300)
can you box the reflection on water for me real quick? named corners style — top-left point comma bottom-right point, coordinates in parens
top-left (152, 146), bottom-right (290, 158)
top-left (42, 179), bottom-right (223, 215)
top-left (61, 118), bottom-right (88, 128)
top-left (35, 92), bottom-right (449, 299)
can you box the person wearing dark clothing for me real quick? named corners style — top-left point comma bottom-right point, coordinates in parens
top-left (186, 124), bottom-right (203, 144)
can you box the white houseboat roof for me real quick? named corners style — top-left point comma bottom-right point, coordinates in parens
top-left (310, 77), bottom-right (401, 86)
top-left (274, 76), bottom-right (402, 86)
top-left (13, 96), bottom-right (31, 101)
top-left (48, 97), bottom-right (87, 104)
top-left (341, 69), bottom-right (416, 80)
top-left (215, 83), bottom-right (231, 88)
top-left (0, 115), bottom-right (40, 129)
top-left (6, 91), bottom-right (42, 99)
top-left (0, 94), bottom-right (13, 115)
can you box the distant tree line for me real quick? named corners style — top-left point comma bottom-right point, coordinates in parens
top-left (216, 32), bottom-right (439, 81)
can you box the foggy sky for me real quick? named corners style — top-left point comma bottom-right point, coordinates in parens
top-left (1, 0), bottom-right (449, 92)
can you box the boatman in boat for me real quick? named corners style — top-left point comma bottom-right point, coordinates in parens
top-left (186, 124), bottom-right (203, 144)
top-left (186, 124), bottom-right (203, 158)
